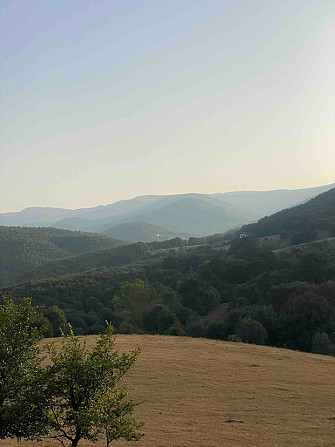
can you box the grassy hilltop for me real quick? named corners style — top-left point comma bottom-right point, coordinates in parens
top-left (2, 335), bottom-right (334, 447)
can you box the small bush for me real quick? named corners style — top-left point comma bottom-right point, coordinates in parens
top-left (185, 321), bottom-right (204, 338)
top-left (167, 321), bottom-right (186, 336)
top-left (117, 320), bottom-right (143, 334)
top-left (227, 334), bottom-right (242, 342)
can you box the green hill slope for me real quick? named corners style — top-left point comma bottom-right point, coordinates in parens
top-left (101, 221), bottom-right (189, 242)
top-left (241, 186), bottom-right (335, 242)
top-left (0, 226), bottom-right (123, 287)
top-left (13, 242), bottom-right (150, 284)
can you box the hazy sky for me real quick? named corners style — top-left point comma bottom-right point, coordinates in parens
top-left (1, 0), bottom-right (334, 212)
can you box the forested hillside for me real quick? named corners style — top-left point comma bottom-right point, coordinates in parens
top-left (8, 242), bottom-right (152, 285)
top-left (2, 189), bottom-right (335, 355)
top-left (0, 226), bottom-right (123, 286)
top-left (3, 237), bottom-right (335, 355)
top-left (101, 221), bottom-right (188, 242)
top-left (240, 186), bottom-right (335, 245)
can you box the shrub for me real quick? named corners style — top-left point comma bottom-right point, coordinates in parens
top-left (312, 332), bottom-right (333, 355)
top-left (0, 297), bottom-right (143, 447)
top-left (42, 325), bottom-right (143, 446)
top-left (227, 334), bottom-right (242, 342)
top-left (237, 317), bottom-right (267, 345)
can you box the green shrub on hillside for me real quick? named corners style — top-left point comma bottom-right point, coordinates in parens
top-left (237, 317), bottom-right (267, 345)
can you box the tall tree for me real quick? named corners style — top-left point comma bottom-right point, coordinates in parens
top-left (113, 279), bottom-right (156, 328)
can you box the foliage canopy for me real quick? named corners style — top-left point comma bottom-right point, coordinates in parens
top-left (43, 324), bottom-right (142, 447)
top-left (0, 296), bottom-right (45, 440)
top-left (0, 297), bottom-right (143, 447)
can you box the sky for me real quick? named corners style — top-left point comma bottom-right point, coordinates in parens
top-left (1, 0), bottom-right (334, 213)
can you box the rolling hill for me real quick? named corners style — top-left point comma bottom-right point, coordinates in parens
top-left (1, 184), bottom-right (334, 241)
top-left (213, 182), bottom-right (335, 217)
top-left (0, 226), bottom-right (124, 287)
top-left (7, 242), bottom-right (151, 286)
top-left (101, 221), bottom-right (188, 242)
top-left (0, 207), bottom-right (75, 227)
top-left (241, 186), bottom-right (335, 241)
top-left (135, 197), bottom-right (252, 235)
top-left (52, 194), bottom-right (256, 237)
top-left (2, 335), bottom-right (334, 447)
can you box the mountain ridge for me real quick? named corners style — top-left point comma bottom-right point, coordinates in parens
top-left (240, 186), bottom-right (335, 239)
top-left (1, 184), bottom-right (334, 239)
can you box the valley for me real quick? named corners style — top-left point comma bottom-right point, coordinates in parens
top-left (1, 186), bottom-right (335, 356)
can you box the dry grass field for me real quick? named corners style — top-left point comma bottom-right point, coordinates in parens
top-left (2, 335), bottom-right (334, 447)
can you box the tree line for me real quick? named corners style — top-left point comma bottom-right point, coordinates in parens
top-left (0, 226), bottom-right (123, 286)
top-left (3, 238), bottom-right (335, 355)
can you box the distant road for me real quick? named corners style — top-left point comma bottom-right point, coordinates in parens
top-left (273, 237), bottom-right (335, 253)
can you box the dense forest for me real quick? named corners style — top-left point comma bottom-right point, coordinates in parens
top-left (0, 226), bottom-right (124, 286)
top-left (1, 187), bottom-right (335, 356)
top-left (241, 186), bottom-right (335, 245)
top-left (3, 238), bottom-right (335, 355)
top-left (1, 235), bottom-right (187, 287)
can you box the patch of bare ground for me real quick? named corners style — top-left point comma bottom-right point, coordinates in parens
top-left (202, 302), bottom-right (229, 324)
top-left (3, 335), bottom-right (334, 447)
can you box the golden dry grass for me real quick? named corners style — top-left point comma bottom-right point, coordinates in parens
top-left (3, 335), bottom-right (334, 447)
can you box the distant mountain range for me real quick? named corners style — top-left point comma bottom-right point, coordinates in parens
top-left (1, 185), bottom-right (334, 288)
top-left (1, 183), bottom-right (333, 239)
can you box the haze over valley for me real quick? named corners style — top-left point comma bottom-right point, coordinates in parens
top-left (1, 183), bottom-right (334, 241)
